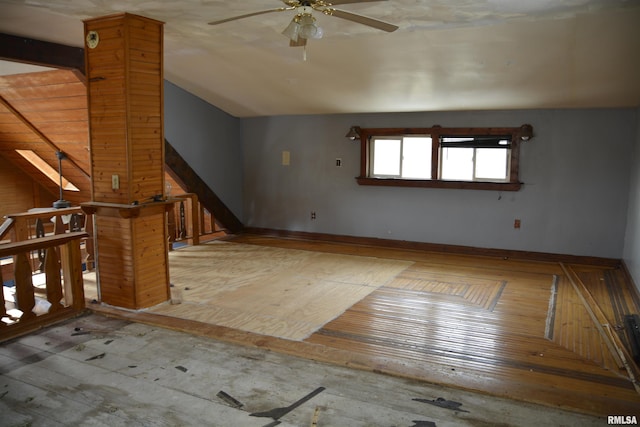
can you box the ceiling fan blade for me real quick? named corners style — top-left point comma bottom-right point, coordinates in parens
top-left (326, 0), bottom-right (388, 4)
top-left (328, 9), bottom-right (398, 32)
top-left (208, 8), bottom-right (289, 26)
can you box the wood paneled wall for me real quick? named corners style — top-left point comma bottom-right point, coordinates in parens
top-left (0, 70), bottom-right (91, 205)
top-left (0, 155), bottom-right (55, 219)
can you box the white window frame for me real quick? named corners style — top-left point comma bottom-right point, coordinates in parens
top-left (370, 136), bottom-right (433, 179)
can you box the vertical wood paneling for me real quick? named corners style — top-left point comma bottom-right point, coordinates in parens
top-left (0, 155), bottom-right (54, 217)
top-left (85, 13), bottom-right (164, 204)
top-left (94, 214), bottom-right (135, 308)
top-left (86, 16), bottom-right (128, 204)
top-left (133, 212), bottom-right (169, 306)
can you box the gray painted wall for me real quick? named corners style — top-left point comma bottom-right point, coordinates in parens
top-left (623, 108), bottom-right (640, 293)
top-left (162, 80), bottom-right (635, 261)
top-left (242, 109), bottom-right (636, 259)
top-left (164, 81), bottom-right (243, 218)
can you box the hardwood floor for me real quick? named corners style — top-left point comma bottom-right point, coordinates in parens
top-left (89, 234), bottom-right (640, 417)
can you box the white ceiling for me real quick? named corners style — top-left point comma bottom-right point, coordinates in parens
top-left (1, 0), bottom-right (639, 118)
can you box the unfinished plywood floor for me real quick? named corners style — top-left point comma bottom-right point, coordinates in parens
top-left (150, 242), bottom-right (411, 340)
top-left (87, 235), bottom-right (640, 417)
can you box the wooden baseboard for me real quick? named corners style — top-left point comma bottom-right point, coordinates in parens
top-left (242, 227), bottom-right (621, 267)
top-left (620, 259), bottom-right (640, 308)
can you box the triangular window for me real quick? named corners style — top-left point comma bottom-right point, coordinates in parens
top-left (15, 150), bottom-right (79, 191)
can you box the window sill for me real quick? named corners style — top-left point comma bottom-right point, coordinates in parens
top-left (356, 177), bottom-right (522, 191)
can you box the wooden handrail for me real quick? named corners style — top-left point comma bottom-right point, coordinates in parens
top-left (4, 207), bottom-right (83, 221)
top-left (2, 207), bottom-right (95, 270)
top-left (81, 200), bottom-right (174, 219)
top-left (1, 230), bottom-right (87, 342)
top-left (0, 232), bottom-right (88, 257)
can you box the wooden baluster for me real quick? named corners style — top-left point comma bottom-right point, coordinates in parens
top-left (69, 214), bottom-right (82, 232)
top-left (63, 240), bottom-right (85, 311)
top-left (58, 238), bottom-right (86, 309)
top-left (167, 207), bottom-right (176, 244)
top-left (59, 240), bottom-right (73, 307)
top-left (11, 217), bottom-right (29, 242)
top-left (35, 218), bottom-right (46, 271)
top-left (11, 217), bottom-right (30, 278)
top-left (14, 252), bottom-right (36, 321)
top-left (0, 268), bottom-right (6, 327)
top-left (53, 214), bottom-right (65, 235)
top-left (83, 213), bottom-right (95, 271)
top-left (199, 204), bottom-right (206, 233)
top-left (179, 201), bottom-right (186, 239)
top-left (191, 196), bottom-right (200, 246)
top-left (44, 247), bottom-right (64, 312)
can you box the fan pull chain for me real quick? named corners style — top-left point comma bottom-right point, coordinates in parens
top-left (303, 45), bottom-right (307, 61)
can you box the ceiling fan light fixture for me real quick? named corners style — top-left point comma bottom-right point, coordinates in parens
top-left (298, 14), bottom-right (323, 39)
top-left (310, 24), bottom-right (323, 39)
top-left (282, 18), bottom-right (300, 41)
top-left (209, 1), bottom-right (398, 48)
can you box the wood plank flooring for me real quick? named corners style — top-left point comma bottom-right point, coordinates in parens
top-left (87, 234), bottom-right (640, 417)
top-left (0, 313), bottom-right (608, 427)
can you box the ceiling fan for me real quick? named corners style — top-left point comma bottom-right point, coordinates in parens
top-left (208, 0), bottom-right (398, 48)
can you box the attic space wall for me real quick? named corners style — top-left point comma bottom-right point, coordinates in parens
top-left (163, 81), bottom-right (243, 218)
top-left (242, 108), bottom-right (635, 259)
top-left (0, 155), bottom-right (56, 218)
top-left (623, 107), bottom-right (640, 292)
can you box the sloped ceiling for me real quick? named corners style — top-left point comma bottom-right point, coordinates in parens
top-left (0, 69), bottom-right (90, 205)
top-left (0, 0), bottom-right (639, 118)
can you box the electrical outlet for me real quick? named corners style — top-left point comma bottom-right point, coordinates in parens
top-left (514, 219), bottom-right (521, 229)
top-left (336, 158), bottom-right (342, 167)
top-left (311, 211), bottom-right (316, 220)
top-left (111, 174), bottom-right (119, 190)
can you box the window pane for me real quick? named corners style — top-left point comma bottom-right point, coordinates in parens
top-left (372, 139), bottom-right (401, 176)
top-left (15, 149), bottom-right (80, 191)
top-left (441, 147), bottom-right (473, 180)
top-left (475, 148), bottom-right (508, 180)
top-left (402, 137), bottom-right (432, 179)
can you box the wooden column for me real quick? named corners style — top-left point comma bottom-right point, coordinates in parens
top-left (83, 13), bottom-right (169, 309)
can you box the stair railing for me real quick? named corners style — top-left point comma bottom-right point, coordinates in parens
top-left (1, 207), bottom-right (93, 342)
top-left (0, 231), bottom-right (87, 342)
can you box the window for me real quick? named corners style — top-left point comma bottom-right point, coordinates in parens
top-left (357, 125), bottom-right (530, 191)
top-left (370, 136), bottom-right (432, 179)
top-left (439, 136), bottom-right (510, 182)
top-left (15, 149), bottom-right (80, 191)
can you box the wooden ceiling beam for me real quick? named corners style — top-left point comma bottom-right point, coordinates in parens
top-left (0, 33), bottom-right (85, 74)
